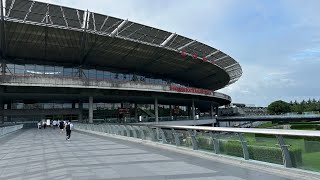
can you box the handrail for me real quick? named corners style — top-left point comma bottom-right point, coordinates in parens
top-left (0, 124), bottom-right (24, 137)
top-left (74, 122), bottom-right (320, 170)
top-left (150, 125), bottom-right (320, 137)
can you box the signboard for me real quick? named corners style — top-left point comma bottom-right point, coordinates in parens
top-left (180, 49), bottom-right (216, 64)
top-left (169, 86), bottom-right (212, 95)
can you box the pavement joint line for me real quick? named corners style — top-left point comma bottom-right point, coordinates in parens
top-left (76, 128), bottom-right (320, 180)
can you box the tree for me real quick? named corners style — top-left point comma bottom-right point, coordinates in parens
top-left (267, 100), bottom-right (291, 115)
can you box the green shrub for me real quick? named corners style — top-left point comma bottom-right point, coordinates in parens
top-left (220, 141), bottom-right (243, 157)
top-left (290, 124), bottom-right (318, 130)
top-left (304, 140), bottom-right (320, 153)
top-left (197, 136), bottom-right (214, 151)
top-left (219, 141), bottom-right (302, 167)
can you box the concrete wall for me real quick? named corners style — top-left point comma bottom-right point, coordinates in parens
top-left (0, 75), bottom-right (231, 101)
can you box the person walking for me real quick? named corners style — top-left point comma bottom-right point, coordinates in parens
top-left (65, 120), bottom-right (73, 140)
top-left (59, 120), bottom-right (64, 133)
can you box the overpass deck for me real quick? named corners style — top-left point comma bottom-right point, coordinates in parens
top-left (0, 128), bottom-right (295, 180)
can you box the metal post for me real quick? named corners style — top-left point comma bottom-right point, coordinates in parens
top-left (171, 128), bottom-right (180, 146)
top-left (129, 126), bottom-right (137, 138)
top-left (276, 135), bottom-right (293, 168)
top-left (237, 133), bottom-right (249, 160)
top-left (123, 125), bottom-right (130, 137)
top-left (155, 97), bottom-right (159, 140)
top-left (192, 99), bottom-right (196, 125)
top-left (158, 128), bottom-right (167, 144)
top-left (188, 129), bottom-right (198, 150)
top-left (134, 103), bottom-right (138, 122)
top-left (147, 127), bottom-right (156, 142)
top-left (155, 97), bottom-right (158, 124)
top-left (209, 132), bottom-right (220, 154)
top-left (88, 96), bottom-right (93, 123)
top-left (135, 126), bottom-right (145, 140)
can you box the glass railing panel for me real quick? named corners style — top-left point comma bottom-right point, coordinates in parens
top-left (284, 135), bottom-right (320, 172)
top-left (175, 129), bottom-right (193, 149)
top-left (131, 126), bottom-right (141, 139)
top-left (243, 133), bottom-right (282, 165)
top-left (196, 131), bottom-right (214, 152)
top-left (162, 128), bottom-right (175, 145)
top-left (217, 132), bottom-right (243, 158)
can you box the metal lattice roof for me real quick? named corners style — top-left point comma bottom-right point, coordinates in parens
top-left (2, 0), bottom-right (242, 89)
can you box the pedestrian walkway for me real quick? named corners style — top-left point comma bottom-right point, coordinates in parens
top-left (0, 129), bottom-right (294, 180)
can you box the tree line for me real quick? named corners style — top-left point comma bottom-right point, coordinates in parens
top-left (267, 99), bottom-right (320, 115)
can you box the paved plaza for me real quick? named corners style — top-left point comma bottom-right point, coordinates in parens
top-left (0, 129), bottom-right (296, 180)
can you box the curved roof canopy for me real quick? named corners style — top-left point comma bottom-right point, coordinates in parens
top-left (1, 0), bottom-right (242, 90)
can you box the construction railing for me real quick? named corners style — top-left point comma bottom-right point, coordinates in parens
top-left (74, 123), bottom-right (320, 172)
top-left (0, 124), bottom-right (24, 137)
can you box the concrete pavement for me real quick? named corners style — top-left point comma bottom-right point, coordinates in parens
top-left (0, 128), bottom-right (296, 180)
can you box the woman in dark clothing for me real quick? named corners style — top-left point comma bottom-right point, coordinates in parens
top-left (59, 121), bottom-right (64, 133)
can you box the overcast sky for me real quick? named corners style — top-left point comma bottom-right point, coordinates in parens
top-left (36, 0), bottom-right (320, 106)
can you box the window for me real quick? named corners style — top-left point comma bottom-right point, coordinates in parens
top-left (35, 65), bottom-right (45, 75)
top-left (25, 64), bottom-right (35, 75)
top-left (55, 66), bottom-right (63, 76)
top-left (64, 68), bottom-right (73, 77)
top-left (97, 70), bottom-right (103, 80)
top-left (88, 69), bottom-right (96, 79)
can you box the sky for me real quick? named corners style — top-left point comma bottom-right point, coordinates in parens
top-left (35, 0), bottom-right (320, 106)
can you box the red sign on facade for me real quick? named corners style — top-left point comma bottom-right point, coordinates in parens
top-left (192, 53), bottom-right (198, 59)
top-left (169, 86), bottom-right (212, 95)
top-left (181, 49), bottom-right (186, 56)
top-left (180, 49), bottom-right (216, 65)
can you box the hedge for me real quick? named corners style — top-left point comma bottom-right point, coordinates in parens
top-left (221, 142), bottom-right (302, 167)
top-left (291, 124), bottom-right (319, 130)
top-left (196, 137), bottom-right (302, 167)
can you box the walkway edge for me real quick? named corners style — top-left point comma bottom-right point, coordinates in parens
top-left (75, 128), bottom-right (320, 180)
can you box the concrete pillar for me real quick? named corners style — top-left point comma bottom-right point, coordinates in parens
top-left (72, 102), bottom-right (76, 109)
top-left (154, 97), bottom-right (158, 124)
top-left (89, 96), bottom-right (93, 124)
top-left (210, 102), bottom-right (214, 119)
top-left (134, 103), bottom-right (138, 122)
top-left (79, 101), bottom-right (83, 122)
top-left (192, 99), bottom-right (195, 125)
top-left (215, 105), bottom-right (219, 116)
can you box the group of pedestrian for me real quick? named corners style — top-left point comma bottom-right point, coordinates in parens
top-left (38, 119), bottom-right (74, 140)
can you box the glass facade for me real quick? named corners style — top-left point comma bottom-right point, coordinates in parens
top-left (5, 63), bottom-right (189, 87)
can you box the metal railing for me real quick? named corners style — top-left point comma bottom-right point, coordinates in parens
top-left (74, 123), bottom-right (320, 172)
top-left (0, 124), bottom-right (24, 137)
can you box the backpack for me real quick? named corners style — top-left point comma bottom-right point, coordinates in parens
top-left (66, 123), bottom-right (73, 130)
top-left (66, 123), bottom-right (71, 130)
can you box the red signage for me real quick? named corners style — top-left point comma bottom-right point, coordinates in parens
top-left (181, 49), bottom-right (186, 56)
top-left (170, 86), bottom-right (212, 95)
top-left (180, 49), bottom-right (214, 64)
top-left (192, 53), bottom-right (198, 59)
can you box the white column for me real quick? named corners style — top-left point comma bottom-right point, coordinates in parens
top-left (89, 96), bottom-right (93, 124)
